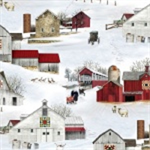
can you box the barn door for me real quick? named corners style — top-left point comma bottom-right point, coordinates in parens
top-left (108, 94), bottom-right (115, 102)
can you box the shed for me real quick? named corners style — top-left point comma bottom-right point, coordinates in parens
top-left (0, 71), bottom-right (24, 106)
top-left (124, 139), bottom-right (136, 147)
top-left (97, 81), bottom-right (123, 102)
top-left (12, 50), bottom-right (39, 68)
top-left (65, 117), bottom-right (85, 140)
top-left (38, 53), bottom-right (60, 73)
top-left (72, 11), bottom-right (90, 29)
top-left (5, 120), bottom-right (20, 133)
top-left (93, 129), bottom-right (126, 150)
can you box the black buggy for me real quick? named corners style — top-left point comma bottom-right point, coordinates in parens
top-left (88, 31), bottom-right (100, 45)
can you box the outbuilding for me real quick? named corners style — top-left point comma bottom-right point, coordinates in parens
top-left (38, 53), bottom-right (60, 73)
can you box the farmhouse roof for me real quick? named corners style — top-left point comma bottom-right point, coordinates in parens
top-left (12, 50), bottom-right (39, 58)
top-left (10, 33), bottom-right (23, 41)
top-left (38, 53), bottom-right (60, 63)
top-left (93, 129), bottom-right (125, 144)
top-left (8, 120), bottom-right (20, 126)
top-left (72, 11), bottom-right (90, 19)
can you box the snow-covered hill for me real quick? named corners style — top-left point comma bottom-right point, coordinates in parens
top-left (0, 0), bottom-right (150, 149)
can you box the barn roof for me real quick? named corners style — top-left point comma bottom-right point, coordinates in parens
top-left (38, 53), bottom-right (60, 63)
top-left (10, 33), bottom-right (23, 41)
top-left (0, 25), bottom-right (11, 36)
top-left (72, 11), bottom-right (90, 19)
top-left (122, 71), bottom-right (149, 80)
top-left (93, 129), bottom-right (125, 144)
top-left (0, 71), bottom-right (11, 90)
top-left (122, 13), bottom-right (134, 20)
top-left (12, 50), bottom-right (39, 58)
top-left (65, 117), bottom-right (84, 125)
top-left (101, 81), bottom-right (122, 89)
top-left (8, 120), bottom-right (20, 126)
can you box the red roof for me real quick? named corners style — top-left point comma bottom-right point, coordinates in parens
top-left (65, 127), bottom-right (85, 132)
top-left (12, 50), bottom-right (39, 58)
top-left (9, 120), bottom-right (20, 126)
top-left (123, 13), bottom-right (134, 19)
top-left (39, 53), bottom-right (60, 63)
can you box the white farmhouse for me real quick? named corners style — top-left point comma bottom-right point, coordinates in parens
top-left (9, 100), bottom-right (65, 143)
top-left (93, 129), bottom-right (126, 150)
top-left (123, 4), bottom-right (150, 43)
top-left (0, 71), bottom-right (24, 106)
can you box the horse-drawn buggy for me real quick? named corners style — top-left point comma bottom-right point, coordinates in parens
top-left (88, 31), bottom-right (100, 45)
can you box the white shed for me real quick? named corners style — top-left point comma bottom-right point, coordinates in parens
top-left (93, 129), bottom-right (126, 150)
top-left (65, 117), bottom-right (86, 140)
top-left (123, 4), bottom-right (150, 43)
top-left (9, 100), bottom-right (65, 143)
top-left (38, 53), bottom-right (60, 73)
top-left (0, 71), bottom-right (24, 106)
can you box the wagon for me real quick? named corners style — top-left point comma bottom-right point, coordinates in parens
top-left (66, 96), bottom-right (74, 104)
top-left (88, 31), bottom-right (100, 45)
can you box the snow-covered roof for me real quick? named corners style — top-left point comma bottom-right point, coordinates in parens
top-left (65, 117), bottom-right (84, 125)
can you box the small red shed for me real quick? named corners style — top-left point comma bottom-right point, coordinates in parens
top-left (72, 11), bottom-right (90, 29)
top-left (97, 81), bottom-right (123, 102)
top-left (123, 65), bottom-right (150, 102)
top-left (121, 13), bottom-right (134, 22)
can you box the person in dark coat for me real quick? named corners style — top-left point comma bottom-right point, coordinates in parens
top-left (71, 89), bottom-right (79, 103)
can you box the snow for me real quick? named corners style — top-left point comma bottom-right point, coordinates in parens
top-left (0, 0), bottom-right (150, 149)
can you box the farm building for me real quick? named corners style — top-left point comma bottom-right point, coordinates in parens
top-left (123, 4), bottom-right (150, 42)
top-left (78, 67), bottom-right (108, 86)
top-left (0, 25), bottom-right (22, 62)
top-left (0, 71), bottom-right (24, 106)
top-left (12, 50), bottom-right (39, 69)
top-left (123, 64), bottom-right (150, 102)
top-left (35, 9), bottom-right (60, 37)
top-left (72, 11), bottom-right (90, 29)
top-left (121, 13), bottom-right (134, 22)
top-left (93, 129), bottom-right (126, 150)
top-left (9, 100), bottom-right (86, 143)
top-left (65, 117), bottom-right (85, 140)
top-left (9, 99), bottom-right (66, 143)
top-left (38, 53), bottom-right (60, 73)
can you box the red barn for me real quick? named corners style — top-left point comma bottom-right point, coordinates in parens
top-left (72, 11), bottom-right (90, 29)
top-left (123, 65), bottom-right (150, 102)
top-left (78, 67), bottom-right (108, 86)
top-left (97, 81), bottom-right (123, 102)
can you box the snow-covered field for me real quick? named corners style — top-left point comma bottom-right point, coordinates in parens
top-left (0, 0), bottom-right (150, 149)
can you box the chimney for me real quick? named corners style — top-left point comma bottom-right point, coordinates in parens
top-left (134, 8), bottom-right (141, 14)
top-left (137, 120), bottom-right (145, 139)
top-left (145, 64), bottom-right (150, 72)
top-left (23, 14), bottom-right (31, 33)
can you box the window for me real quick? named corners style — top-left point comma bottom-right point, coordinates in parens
top-left (145, 23), bottom-right (147, 26)
top-left (42, 108), bottom-right (47, 116)
top-left (131, 23), bottom-right (134, 26)
top-left (12, 97), bottom-right (17, 106)
top-left (47, 132), bottom-right (49, 135)
top-left (43, 132), bottom-right (45, 135)
top-left (0, 39), bottom-right (2, 49)
top-left (109, 132), bottom-right (111, 136)
top-left (51, 27), bottom-right (55, 32)
top-left (18, 129), bottom-right (20, 133)
top-left (3, 98), bottom-right (5, 105)
top-left (58, 131), bottom-right (60, 135)
top-left (31, 129), bottom-right (33, 133)
top-left (41, 28), bottom-right (44, 32)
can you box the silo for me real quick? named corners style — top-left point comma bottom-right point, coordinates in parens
top-left (137, 120), bottom-right (145, 139)
top-left (23, 14), bottom-right (31, 33)
top-left (108, 65), bottom-right (120, 83)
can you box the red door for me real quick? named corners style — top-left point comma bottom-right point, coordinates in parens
top-left (108, 94), bottom-right (115, 102)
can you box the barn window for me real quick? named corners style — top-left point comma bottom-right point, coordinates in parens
top-left (18, 129), bottom-right (21, 133)
top-left (12, 97), bottom-right (17, 106)
top-left (42, 108), bottom-right (48, 116)
top-left (0, 39), bottom-right (2, 49)
top-left (3, 98), bottom-right (5, 105)
top-left (43, 132), bottom-right (45, 135)
top-left (58, 131), bottom-right (60, 135)
top-left (131, 23), bottom-right (134, 26)
top-left (31, 129), bottom-right (33, 133)
top-left (109, 132), bottom-right (111, 136)
top-left (41, 28), bottom-right (44, 32)
top-left (145, 23), bottom-right (147, 26)
top-left (47, 132), bottom-right (49, 135)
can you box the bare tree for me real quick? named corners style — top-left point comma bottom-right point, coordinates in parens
top-left (51, 104), bottom-right (73, 118)
top-left (114, 1), bottom-right (117, 6)
top-left (57, 12), bottom-right (67, 25)
top-left (65, 68), bottom-right (72, 81)
top-left (107, 0), bottom-right (108, 5)
top-left (130, 58), bottom-right (150, 72)
top-left (7, 75), bottom-right (25, 95)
